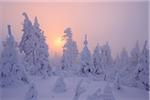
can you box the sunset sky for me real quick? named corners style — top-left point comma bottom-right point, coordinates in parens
top-left (0, 1), bottom-right (148, 57)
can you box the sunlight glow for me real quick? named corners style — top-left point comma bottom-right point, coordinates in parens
top-left (53, 37), bottom-right (65, 50)
top-left (54, 37), bottom-right (63, 47)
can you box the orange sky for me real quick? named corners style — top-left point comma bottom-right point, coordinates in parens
top-left (0, 2), bottom-right (148, 57)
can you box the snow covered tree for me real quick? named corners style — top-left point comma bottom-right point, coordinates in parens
top-left (119, 48), bottom-right (129, 71)
top-left (25, 84), bottom-right (38, 100)
top-left (87, 83), bottom-right (116, 100)
top-left (87, 88), bottom-right (102, 100)
top-left (73, 79), bottom-right (86, 100)
top-left (19, 13), bottom-right (51, 77)
top-left (0, 25), bottom-right (28, 87)
top-left (103, 83), bottom-right (116, 100)
top-left (129, 41), bottom-right (140, 72)
top-left (138, 40), bottom-right (149, 90)
top-left (116, 48), bottom-right (130, 85)
top-left (61, 27), bottom-right (78, 73)
top-left (134, 40), bottom-right (149, 90)
top-left (114, 54), bottom-right (120, 72)
top-left (100, 42), bottom-right (113, 80)
top-left (127, 41), bottom-right (141, 87)
top-left (80, 34), bottom-right (94, 75)
top-left (93, 43), bottom-right (104, 76)
top-left (114, 73), bottom-right (121, 90)
top-left (53, 77), bottom-right (66, 93)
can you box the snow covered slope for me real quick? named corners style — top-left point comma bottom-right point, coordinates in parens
top-left (0, 76), bottom-right (149, 100)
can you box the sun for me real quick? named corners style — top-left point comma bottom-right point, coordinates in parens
top-left (54, 37), bottom-right (65, 49)
top-left (48, 35), bottom-right (65, 55)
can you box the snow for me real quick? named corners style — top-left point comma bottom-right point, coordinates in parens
top-left (0, 76), bottom-right (149, 100)
top-left (25, 83), bottom-right (38, 100)
top-left (80, 34), bottom-right (94, 75)
top-left (53, 77), bottom-right (67, 93)
top-left (61, 27), bottom-right (78, 73)
top-left (73, 79), bottom-right (86, 100)
top-left (0, 25), bottom-right (28, 87)
top-left (0, 13), bottom-right (149, 100)
top-left (93, 43), bottom-right (104, 76)
top-left (19, 12), bottom-right (51, 77)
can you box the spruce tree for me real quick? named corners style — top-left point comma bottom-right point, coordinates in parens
top-left (53, 77), bottom-right (66, 93)
top-left (129, 41), bottom-right (140, 72)
top-left (114, 73), bottom-right (121, 90)
top-left (19, 13), bottom-right (51, 77)
top-left (128, 41), bottom-right (141, 87)
top-left (101, 42), bottom-right (113, 80)
top-left (118, 48), bottom-right (130, 85)
top-left (93, 43), bottom-right (104, 75)
top-left (61, 27), bottom-right (78, 73)
top-left (103, 83), bottom-right (116, 100)
top-left (134, 40), bottom-right (149, 90)
top-left (73, 79), bottom-right (86, 100)
top-left (80, 34), bottom-right (94, 75)
top-left (25, 84), bottom-right (38, 100)
top-left (0, 25), bottom-right (28, 87)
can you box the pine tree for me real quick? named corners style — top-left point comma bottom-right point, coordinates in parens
top-left (80, 34), bottom-right (94, 75)
top-left (19, 13), bottom-right (51, 77)
top-left (129, 41), bottom-right (140, 72)
top-left (117, 48), bottom-right (130, 85)
top-left (87, 83), bottom-right (116, 100)
top-left (0, 25), bottom-right (28, 87)
top-left (114, 73), bottom-right (121, 90)
top-left (25, 84), bottom-right (38, 100)
top-left (134, 40), bottom-right (149, 90)
top-left (93, 43), bottom-right (104, 75)
top-left (101, 42), bottom-right (113, 80)
top-left (120, 48), bottom-right (129, 70)
top-left (103, 83), bottom-right (116, 100)
top-left (73, 79), bottom-right (86, 100)
top-left (86, 88), bottom-right (102, 100)
top-left (53, 77), bottom-right (66, 93)
top-left (61, 27), bottom-right (78, 73)
top-left (128, 41), bottom-right (141, 87)
top-left (114, 54), bottom-right (120, 72)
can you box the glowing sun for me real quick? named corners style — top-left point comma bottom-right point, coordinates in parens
top-left (53, 37), bottom-right (65, 49)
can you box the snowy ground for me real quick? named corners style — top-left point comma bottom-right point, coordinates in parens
top-left (0, 76), bottom-right (149, 100)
